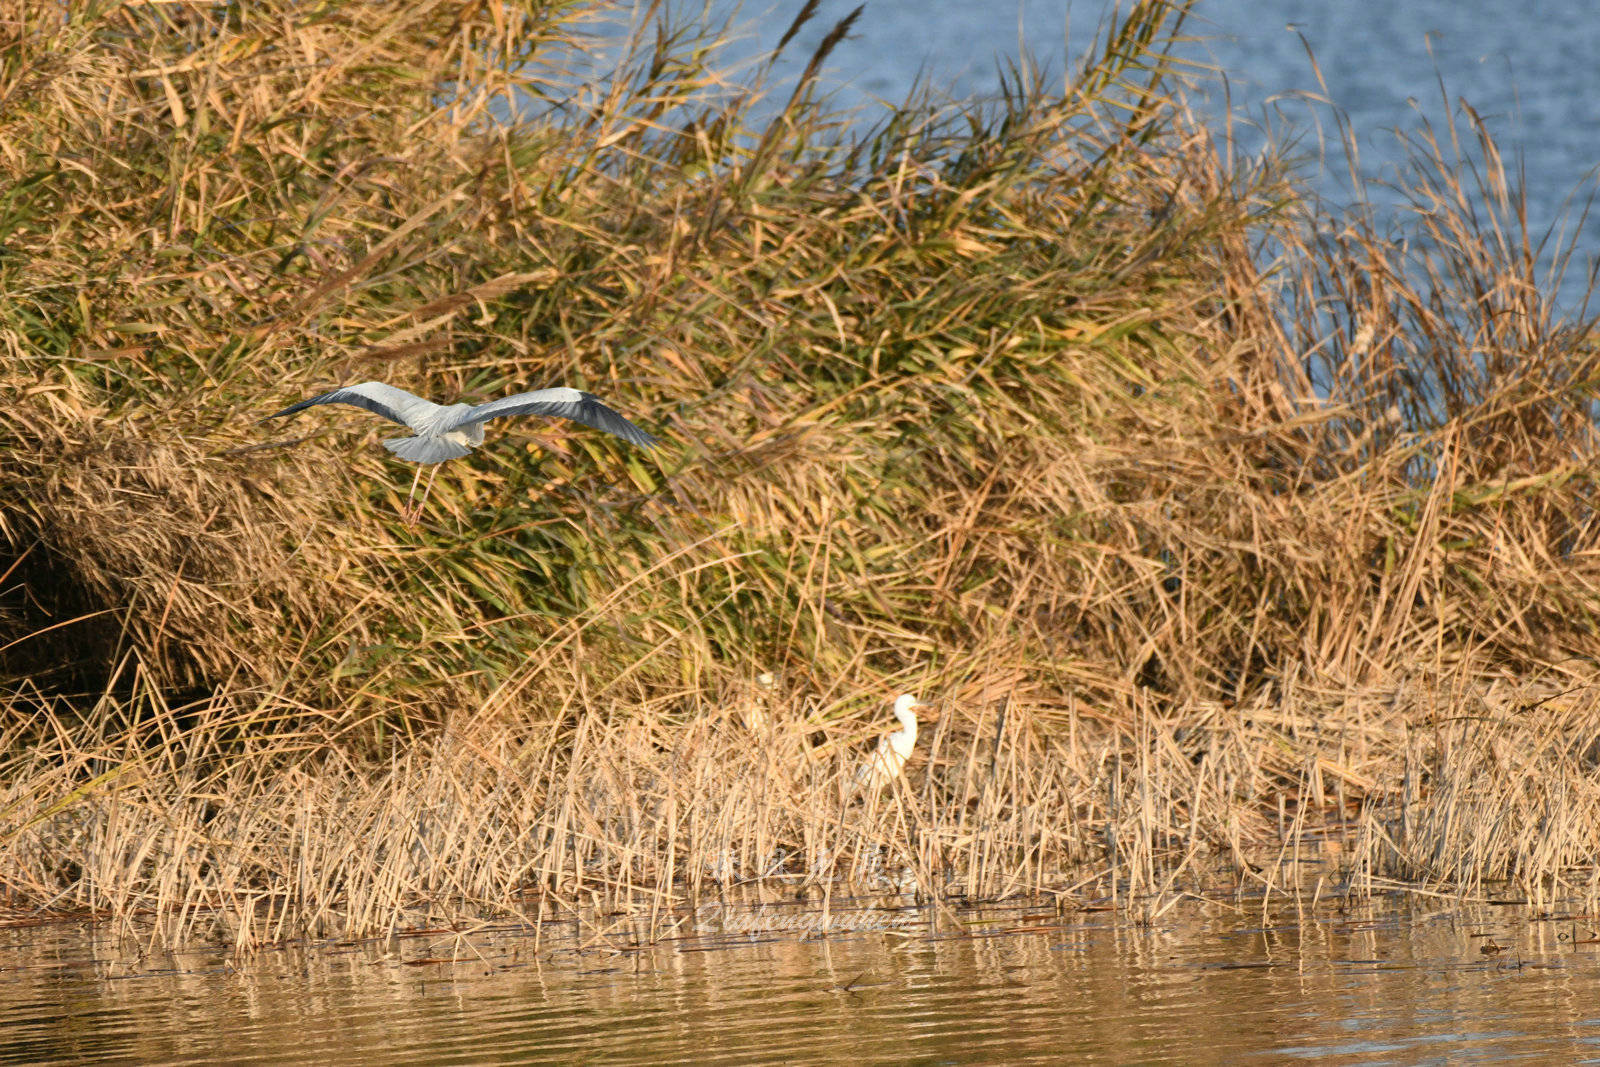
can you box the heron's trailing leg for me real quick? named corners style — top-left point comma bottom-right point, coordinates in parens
top-left (402, 465), bottom-right (439, 526)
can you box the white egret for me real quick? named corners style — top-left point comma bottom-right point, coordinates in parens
top-left (740, 671), bottom-right (777, 733)
top-left (266, 380), bottom-right (657, 523)
top-left (853, 693), bottom-right (932, 793)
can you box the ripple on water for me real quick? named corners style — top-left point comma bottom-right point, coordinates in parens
top-left (5, 900), bottom-right (1600, 1064)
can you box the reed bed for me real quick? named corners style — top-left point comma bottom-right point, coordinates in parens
top-left (7, 663), bottom-right (1600, 948)
top-left (4, 0), bottom-right (1600, 947)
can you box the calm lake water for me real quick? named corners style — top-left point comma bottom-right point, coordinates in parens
top-left (743, 0), bottom-right (1600, 212)
top-left (652, 0), bottom-right (1599, 309)
top-left (7, 895), bottom-right (1600, 1064)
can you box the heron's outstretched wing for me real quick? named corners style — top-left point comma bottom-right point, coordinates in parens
top-left (267, 381), bottom-right (442, 431)
top-left (458, 388), bottom-right (659, 448)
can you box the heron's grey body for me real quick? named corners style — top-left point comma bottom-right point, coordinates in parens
top-left (268, 380), bottom-right (658, 463)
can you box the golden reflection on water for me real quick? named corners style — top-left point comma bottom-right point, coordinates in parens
top-left (4, 896), bottom-right (1600, 1064)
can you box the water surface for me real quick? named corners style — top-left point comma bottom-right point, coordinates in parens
top-left (688, 0), bottom-right (1600, 308)
top-left (6, 895), bottom-right (1600, 1063)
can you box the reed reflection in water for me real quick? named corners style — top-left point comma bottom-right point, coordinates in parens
top-left (4, 898), bottom-right (1600, 1064)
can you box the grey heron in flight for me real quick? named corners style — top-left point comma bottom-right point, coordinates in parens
top-left (267, 380), bottom-right (658, 523)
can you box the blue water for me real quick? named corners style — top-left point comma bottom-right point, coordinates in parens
top-left (1193, 1), bottom-right (1600, 271)
top-left (687, 0), bottom-right (1600, 308)
top-left (752, 1), bottom-right (1600, 198)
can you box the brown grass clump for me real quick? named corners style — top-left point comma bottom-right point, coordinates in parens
top-left (4, 0), bottom-right (1291, 709)
top-left (7, 665), bottom-right (1600, 949)
top-left (0, 380), bottom-right (381, 691)
top-left (5, 0), bottom-right (1600, 948)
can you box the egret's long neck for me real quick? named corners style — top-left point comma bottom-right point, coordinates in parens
top-left (895, 708), bottom-right (917, 743)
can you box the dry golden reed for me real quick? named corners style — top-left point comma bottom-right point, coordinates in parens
top-left (4, 0), bottom-right (1600, 947)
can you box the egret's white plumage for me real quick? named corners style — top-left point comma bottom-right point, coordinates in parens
top-left (854, 694), bottom-right (930, 793)
top-left (739, 671), bottom-right (777, 733)
top-left (267, 380), bottom-right (657, 521)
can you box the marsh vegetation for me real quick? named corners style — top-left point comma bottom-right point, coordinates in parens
top-left (3, 0), bottom-right (1600, 949)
